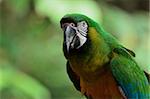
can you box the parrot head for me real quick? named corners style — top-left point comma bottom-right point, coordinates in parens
top-left (60, 14), bottom-right (95, 53)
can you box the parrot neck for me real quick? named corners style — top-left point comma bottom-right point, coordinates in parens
top-left (68, 27), bottom-right (111, 82)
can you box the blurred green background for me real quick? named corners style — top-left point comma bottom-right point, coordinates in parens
top-left (0, 0), bottom-right (149, 99)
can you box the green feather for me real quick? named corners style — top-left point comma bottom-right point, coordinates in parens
top-left (60, 13), bottom-right (150, 98)
top-left (110, 48), bottom-right (150, 98)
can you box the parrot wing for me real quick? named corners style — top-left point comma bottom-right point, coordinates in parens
top-left (66, 61), bottom-right (81, 91)
top-left (110, 47), bottom-right (150, 98)
top-left (123, 47), bottom-right (135, 57)
top-left (66, 61), bottom-right (91, 98)
top-left (144, 71), bottom-right (150, 83)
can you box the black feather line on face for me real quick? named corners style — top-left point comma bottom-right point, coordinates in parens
top-left (77, 29), bottom-right (87, 37)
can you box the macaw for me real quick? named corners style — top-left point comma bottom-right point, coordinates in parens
top-left (60, 14), bottom-right (150, 99)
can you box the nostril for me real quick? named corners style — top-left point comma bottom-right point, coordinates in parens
top-left (70, 23), bottom-right (75, 27)
top-left (62, 23), bottom-right (69, 28)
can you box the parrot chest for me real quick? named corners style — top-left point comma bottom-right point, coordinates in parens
top-left (69, 54), bottom-right (110, 81)
top-left (80, 69), bottom-right (124, 99)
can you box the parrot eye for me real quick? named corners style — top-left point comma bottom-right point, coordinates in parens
top-left (77, 21), bottom-right (88, 33)
top-left (81, 21), bottom-right (87, 27)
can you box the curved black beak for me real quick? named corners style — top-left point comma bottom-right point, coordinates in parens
top-left (63, 25), bottom-right (77, 53)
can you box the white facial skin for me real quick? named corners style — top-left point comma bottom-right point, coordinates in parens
top-left (64, 21), bottom-right (88, 52)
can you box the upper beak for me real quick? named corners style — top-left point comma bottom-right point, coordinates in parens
top-left (63, 24), bottom-right (76, 53)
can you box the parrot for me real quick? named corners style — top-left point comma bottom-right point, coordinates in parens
top-left (60, 13), bottom-right (150, 99)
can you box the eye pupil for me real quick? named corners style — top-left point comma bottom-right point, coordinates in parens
top-left (82, 22), bottom-right (85, 26)
top-left (82, 22), bottom-right (87, 27)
